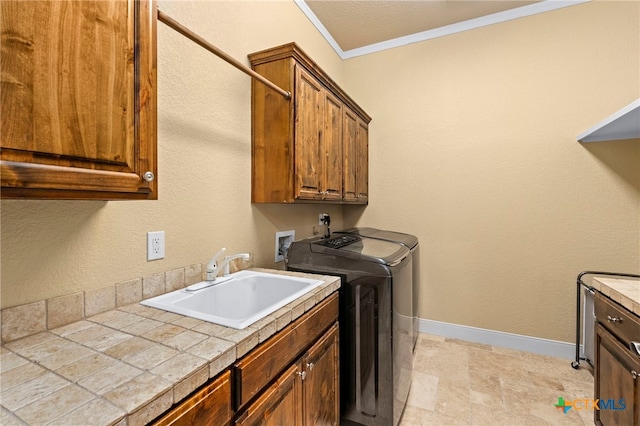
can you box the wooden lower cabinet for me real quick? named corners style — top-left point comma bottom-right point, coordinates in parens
top-left (595, 324), bottom-right (640, 425)
top-left (152, 292), bottom-right (340, 426)
top-left (236, 323), bottom-right (339, 426)
top-left (235, 363), bottom-right (303, 426)
top-left (302, 322), bottom-right (340, 425)
top-left (152, 370), bottom-right (232, 426)
top-left (594, 292), bottom-right (640, 426)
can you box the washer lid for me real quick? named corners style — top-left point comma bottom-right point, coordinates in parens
top-left (312, 234), bottom-right (410, 266)
top-left (336, 227), bottom-right (418, 249)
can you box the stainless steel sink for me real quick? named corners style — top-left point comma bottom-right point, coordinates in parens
top-left (141, 270), bottom-right (324, 329)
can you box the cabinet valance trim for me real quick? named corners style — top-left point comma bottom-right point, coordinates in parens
top-left (249, 42), bottom-right (372, 123)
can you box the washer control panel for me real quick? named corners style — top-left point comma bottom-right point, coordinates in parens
top-left (315, 235), bottom-right (360, 249)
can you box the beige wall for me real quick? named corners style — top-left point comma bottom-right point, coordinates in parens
top-left (344, 0), bottom-right (640, 342)
top-left (1, 0), bottom-right (639, 345)
top-left (0, 1), bottom-right (346, 309)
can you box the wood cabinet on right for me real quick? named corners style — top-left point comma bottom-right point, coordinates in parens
top-left (594, 292), bottom-right (640, 425)
top-left (302, 322), bottom-right (340, 425)
top-left (343, 108), bottom-right (368, 203)
top-left (249, 42), bottom-right (370, 204)
top-left (234, 293), bottom-right (339, 426)
top-left (235, 323), bottom-right (339, 426)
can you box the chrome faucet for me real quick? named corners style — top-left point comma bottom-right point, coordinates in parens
top-left (205, 248), bottom-right (251, 281)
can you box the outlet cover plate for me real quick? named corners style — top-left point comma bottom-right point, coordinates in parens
top-left (147, 231), bottom-right (165, 261)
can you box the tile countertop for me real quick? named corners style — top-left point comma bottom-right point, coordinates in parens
top-left (0, 269), bottom-right (340, 426)
top-left (591, 276), bottom-right (640, 316)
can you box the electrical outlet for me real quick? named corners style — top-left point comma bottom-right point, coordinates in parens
top-left (275, 230), bottom-right (295, 263)
top-left (147, 231), bottom-right (165, 261)
top-left (319, 213), bottom-right (329, 225)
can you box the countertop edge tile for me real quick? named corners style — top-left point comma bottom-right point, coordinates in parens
top-left (592, 276), bottom-right (640, 316)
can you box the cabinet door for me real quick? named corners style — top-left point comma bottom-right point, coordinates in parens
top-left (302, 323), bottom-right (340, 426)
top-left (233, 292), bottom-right (339, 409)
top-left (343, 107), bottom-right (368, 204)
top-left (342, 108), bottom-right (358, 202)
top-left (294, 66), bottom-right (323, 201)
top-left (236, 363), bottom-right (303, 426)
top-left (153, 370), bottom-right (232, 426)
top-left (1, 0), bottom-right (157, 199)
top-left (322, 91), bottom-right (343, 201)
top-left (355, 119), bottom-right (369, 203)
top-left (594, 323), bottom-right (640, 426)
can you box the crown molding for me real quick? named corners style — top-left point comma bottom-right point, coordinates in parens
top-left (295, 0), bottom-right (591, 60)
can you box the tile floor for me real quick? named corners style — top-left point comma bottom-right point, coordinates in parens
top-left (399, 333), bottom-right (595, 426)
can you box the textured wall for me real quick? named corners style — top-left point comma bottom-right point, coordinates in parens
top-left (1, 1), bottom-right (638, 346)
top-left (343, 0), bottom-right (640, 342)
top-left (0, 1), bottom-right (346, 309)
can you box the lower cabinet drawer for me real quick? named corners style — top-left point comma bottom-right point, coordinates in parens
top-left (152, 370), bottom-right (232, 426)
top-left (595, 292), bottom-right (640, 346)
top-left (234, 292), bottom-right (339, 409)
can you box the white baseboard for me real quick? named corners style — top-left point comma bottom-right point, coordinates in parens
top-left (418, 318), bottom-right (579, 360)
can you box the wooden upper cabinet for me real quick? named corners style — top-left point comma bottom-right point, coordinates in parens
top-left (0, 0), bottom-right (157, 200)
top-left (356, 119), bottom-right (369, 203)
top-left (295, 67), bottom-right (323, 201)
top-left (323, 91), bottom-right (343, 202)
top-left (249, 42), bottom-right (370, 204)
top-left (343, 107), bottom-right (368, 203)
top-left (343, 108), bottom-right (357, 202)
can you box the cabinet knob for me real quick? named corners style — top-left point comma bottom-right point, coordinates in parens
top-left (143, 171), bottom-right (155, 182)
top-left (607, 315), bottom-right (623, 324)
top-left (297, 371), bottom-right (306, 380)
top-left (306, 362), bottom-right (315, 371)
top-left (632, 370), bottom-right (638, 380)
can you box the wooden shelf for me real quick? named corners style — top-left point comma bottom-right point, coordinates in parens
top-left (578, 99), bottom-right (640, 142)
